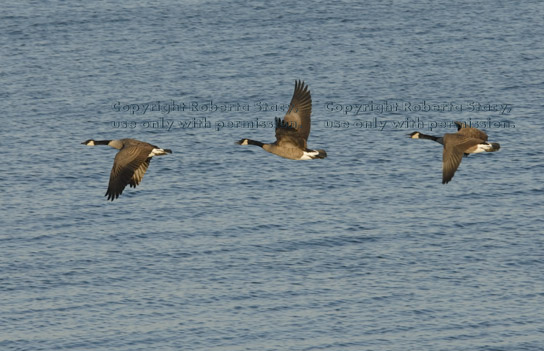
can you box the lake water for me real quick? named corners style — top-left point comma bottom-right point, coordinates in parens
top-left (1, 1), bottom-right (543, 350)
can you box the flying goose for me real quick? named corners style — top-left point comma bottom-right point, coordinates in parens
top-left (409, 121), bottom-right (500, 184)
top-left (236, 80), bottom-right (327, 160)
top-left (81, 138), bottom-right (172, 200)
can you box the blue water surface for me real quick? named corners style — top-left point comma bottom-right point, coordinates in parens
top-left (1, 1), bottom-right (543, 350)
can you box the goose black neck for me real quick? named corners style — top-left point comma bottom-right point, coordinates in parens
top-left (246, 139), bottom-right (264, 147)
top-left (418, 133), bottom-right (443, 144)
top-left (95, 140), bottom-right (112, 145)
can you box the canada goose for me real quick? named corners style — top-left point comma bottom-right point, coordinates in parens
top-left (81, 138), bottom-right (172, 200)
top-left (409, 121), bottom-right (500, 184)
top-left (236, 80), bottom-right (327, 160)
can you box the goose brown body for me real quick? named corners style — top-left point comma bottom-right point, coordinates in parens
top-left (237, 80), bottom-right (327, 160)
top-left (409, 121), bottom-right (500, 184)
top-left (82, 138), bottom-right (171, 200)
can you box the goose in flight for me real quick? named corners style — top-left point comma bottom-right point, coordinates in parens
top-left (237, 80), bottom-right (327, 160)
top-left (82, 138), bottom-right (172, 200)
top-left (409, 121), bottom-right (500, 184)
